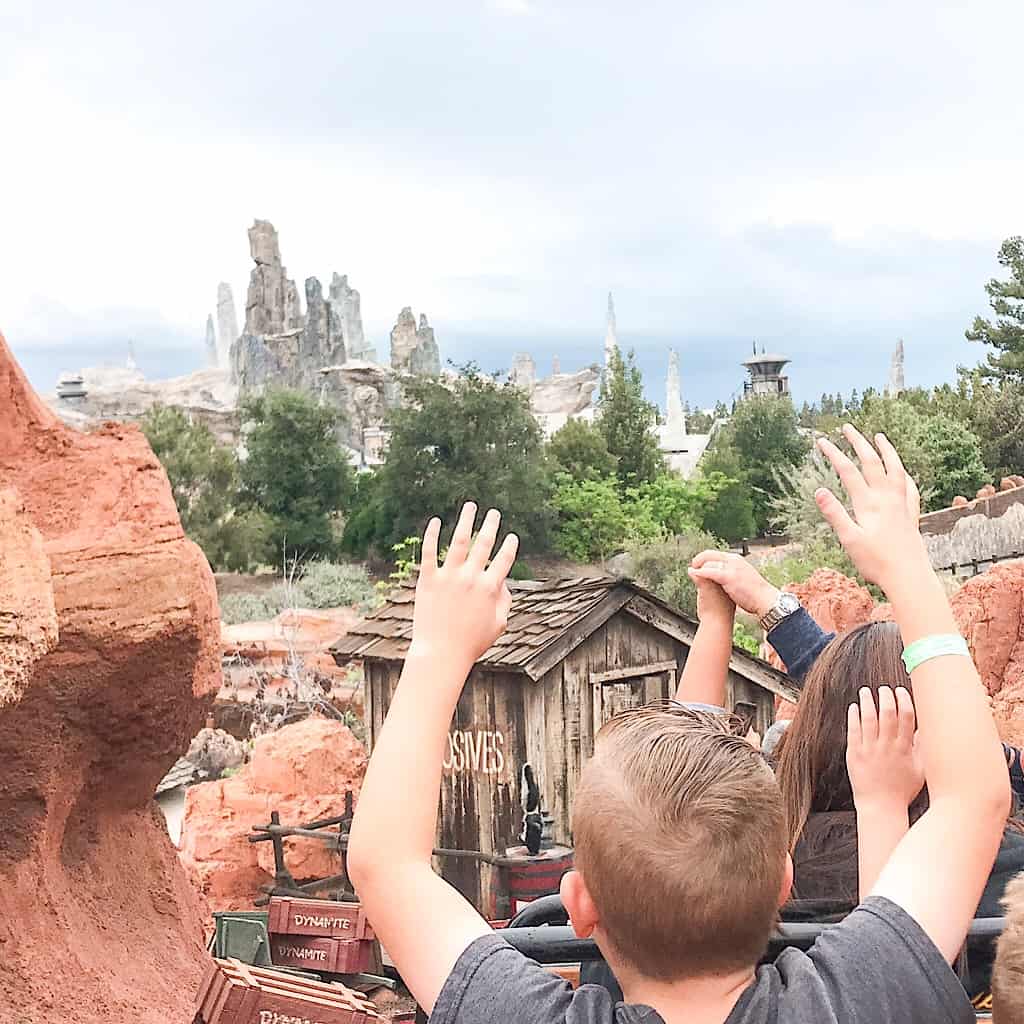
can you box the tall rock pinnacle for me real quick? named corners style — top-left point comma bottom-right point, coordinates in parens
top-left (604, 292), bottom-right (618, 365)
top-left (886, 338), bottom-right (905, 397)
top-left (666, 348), bottom-right (686, 436)
top-left (204, 315), bottom-right (217, 368)
top-left (216, 284), bottom-right (239, 370)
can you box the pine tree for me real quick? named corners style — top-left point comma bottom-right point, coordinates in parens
top-left (966, 237), bottom-right (1024, 382)
top-left (597, 347), bottom-right (665, 491)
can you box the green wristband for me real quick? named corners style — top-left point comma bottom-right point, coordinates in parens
top-left (901, 634), bottom-right (971, 674)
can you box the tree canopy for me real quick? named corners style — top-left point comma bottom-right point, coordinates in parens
top-left (370, 366), bottom-right (552, 553)
top-left (239, 389), bottom-right (355, 559)
top-left (966, 236), bottom-right (1024, 383)
top-left (597, 346), bottom-right (665, 490)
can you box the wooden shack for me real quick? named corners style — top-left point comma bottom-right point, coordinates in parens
top-left (332, 576), bottom-right (797, 917)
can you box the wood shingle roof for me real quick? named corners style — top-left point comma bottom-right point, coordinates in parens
top-left (331, 575), bottom-right (799, 700)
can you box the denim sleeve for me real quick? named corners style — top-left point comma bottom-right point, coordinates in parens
top-left (766, 607), bottom-right (834, 689)
top-left (1004, 744), bottom-right (1024, 808)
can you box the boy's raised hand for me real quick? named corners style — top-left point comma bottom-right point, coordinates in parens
top-left (411, 502), bottom-right (520, 671)
top-left (815, 426), bottom-right (925, 587)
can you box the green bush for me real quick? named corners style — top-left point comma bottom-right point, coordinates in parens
top-left (219, 591), bottom-right (284, 625)
top-left (299, 561), bottom-right (378, 611)
top-left (628, 531), bottom-right (724, 618)
top-left (733, 621), bottom-right (761, 655)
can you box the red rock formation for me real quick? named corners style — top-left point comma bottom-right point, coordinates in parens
top-left (950, 562), bottom-right (1024, 746)
top-left (978, 484), bottom-right (998, 499)
top-left (952, 495), bottom-right (970, 508)
top-left (179, 716), bottom-right (367, 910)
top-left (0, 332), bottom-right (220, 1024)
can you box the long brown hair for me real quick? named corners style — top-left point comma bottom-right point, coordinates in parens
top-left (774, 621), bottom-right (912, 852)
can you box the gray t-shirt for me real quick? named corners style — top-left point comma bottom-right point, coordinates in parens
top-left (431, 897), bottom-right (972, 1024)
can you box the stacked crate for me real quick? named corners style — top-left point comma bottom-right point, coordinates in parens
top-left (267, 898), bottom-right (376, 976)
top-left (194, 958), bottom-right (380, 1024)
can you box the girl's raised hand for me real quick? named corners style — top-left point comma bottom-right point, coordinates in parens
top-left (846, 685), bottom-right (924, 812)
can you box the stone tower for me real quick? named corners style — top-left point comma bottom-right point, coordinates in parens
top-left (666, 348), bottom-right (686, 436)
top-left (886, 338), bottom-right (905, 397)
top-left (604, 292), bottom-right (618, 365)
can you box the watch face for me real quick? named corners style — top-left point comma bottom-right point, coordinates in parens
top-left (778, 593), bottom-right (800, 615)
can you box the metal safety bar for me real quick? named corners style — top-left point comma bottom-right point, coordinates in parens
top-left (500, 918), bottom-right (1007, 964)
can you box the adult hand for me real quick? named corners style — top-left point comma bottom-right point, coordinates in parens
top-left (816, 426), bottom-right (926, 588)
top-left (410, 503), bottom-right (519, 671)
top-left (688, 550), bottom-right (781, 620)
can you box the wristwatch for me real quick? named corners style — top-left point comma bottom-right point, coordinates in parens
top-left (759, 592), bottom-right (801, 633)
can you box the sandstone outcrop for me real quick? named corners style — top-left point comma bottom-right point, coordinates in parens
top-left (0, 331), bottom-right (220, 1023)
top-left (950, 562), bottom-right (1024, 745)
top-left (205, 313), bottom-right (218, 368)
top-left (390, 306), bottom-right (441, 376)
top-left (330, 273), bottom-right (375, 362)
top-left (231, 220), bottom-right (392, 430)
top-left (216, 281), bottom-right (240, 369)
top-left (179, 717), bottom-right (367, 910)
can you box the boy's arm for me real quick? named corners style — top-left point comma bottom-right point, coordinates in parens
top-left (347, 504), bottom-right (520, 1014)
top-left (846, 685), bottom-right (921, 900)
top-left (819, 429), bottom-right (1010, 963)
top-left (673, 574), bottom-right (735, 707)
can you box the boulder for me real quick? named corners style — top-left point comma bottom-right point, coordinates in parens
top-left (978, 484), bottom-right (998, 500)
top-left (950, 562), bottom-right (1024, 745)
top-left (179, 717), bottom-right (367, 909)
top-left (953, 495), bottom-right (970, 508)
top-left (0, 330), bottom-right (219, 1024)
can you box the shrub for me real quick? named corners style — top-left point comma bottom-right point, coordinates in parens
top-left (628, 531), bottom-right (724, 618)
top-left (299, 561), bottom-right (378, 611)
top-left (219, 591), bottom-right (284, 625)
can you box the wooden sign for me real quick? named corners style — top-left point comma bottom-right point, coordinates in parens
top-left (269, 935), bottom-right (373, 975)
top-left (443, 727), bottom-right (507, 778)
top-left (268, 898), bottom-right (373, 941)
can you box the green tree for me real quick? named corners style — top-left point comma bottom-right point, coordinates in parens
top-left (628, 531), bottom-right (724, 618)
top-left (918, 415), bottom-right (988, 508)
top-left (377, 366), bottom-right (552, 552)
top-left (239, 389), bottom-right (355, 559)
top-left (140, 405), bottom-right (269, 571)
top-left (552, 476), bottom-right (635, 562)
top-left (850, 394), bottom-right (987, 510)
top-left (705, 398), bottom-right (809, 533)
top-left (701, 474), bottom-right (756, 543)
top-left (547, 418), bottom-right (618, 482)
top-left (597, 347), bottom-right (665, 490)
top-left (966, 237), bottom-right (1024, 382)
top-left (686, 407), bottom-right (714, 434)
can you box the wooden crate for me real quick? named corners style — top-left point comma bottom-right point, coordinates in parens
top-left (194, 957), bottom-right (380, 1024)
top-left (269, 934), bottom-right (373, 975)
top-left (269, 897), bottom-right (374, 941)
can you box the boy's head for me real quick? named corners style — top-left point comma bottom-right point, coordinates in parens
top-left (993, 869), bottom-right (1024, 1022)
top-left (562, 704), bottom-right (790, 982)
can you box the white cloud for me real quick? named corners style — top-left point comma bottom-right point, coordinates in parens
top-left (488, 0), bottom-right (534, 15)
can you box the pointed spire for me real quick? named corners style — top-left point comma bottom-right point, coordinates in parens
top-left (666, 349), bottom-right (686, 437)
top-left (604, 292), bottom-right (619, 366)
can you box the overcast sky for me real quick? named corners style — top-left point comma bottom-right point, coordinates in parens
top-left (2, 0), bottom-right (1022, 409)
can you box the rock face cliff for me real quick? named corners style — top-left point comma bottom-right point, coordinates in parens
top-left (0, 331), bottom-right (220, 1023)
top-left (179, 717), bottom-right (367, 911)
top-left (389, 306), bottom-right (441, 376)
